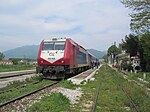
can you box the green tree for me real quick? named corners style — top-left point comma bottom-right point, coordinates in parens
top-left (120, 32), bottom-right (150, 71)
top-left (121, 34), bottom-right (140, 57)
top-left (107, 45), bottom-right (121, 57)
top-left (0, 52), bottom-right (5, 60)
top-left (121, 0), bottom-right (150, 33)
top-left (9, 58), bottom-right (19, 64)
top-left (140, 31), bottom-right (150, 71)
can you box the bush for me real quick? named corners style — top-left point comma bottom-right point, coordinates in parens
top-left (121, 63), bottom-right (133, 71)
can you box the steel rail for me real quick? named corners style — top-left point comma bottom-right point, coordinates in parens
top-left (108, 65), bottom-right (139, 112)
top-left (92, 79), bottom-right (101, 112)
top-left (113, 74), bottom-right (139, 112)
top-left (0, 81), bottom-right (59, 108)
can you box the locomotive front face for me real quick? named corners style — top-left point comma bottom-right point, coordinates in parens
top-left (37, 38), bottom-right (67, 79)
top-left (40, 39), bottom-right (66, 65)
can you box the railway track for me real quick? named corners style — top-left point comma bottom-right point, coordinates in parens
top-left (91, 72), bottom-right (139, 112)
top-left (107, 65), bottom-right (139, 112)
top-left (92, 78), bottom-right (101, 112)
top-left (0, 68), bottom-right (98, 111)
top-left (0, 80), bottom-right (41, 94)
top-left (113, 75), bottom-right (139, 112)
top-left (0, 81), bottom-right (59, 109)
top-left (0, 70), bottom-right (36, 79)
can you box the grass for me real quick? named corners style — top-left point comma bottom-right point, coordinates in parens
top-left (100, 65), bottom-right (150, 112)
top-left (77, 66), bottom-right (130, 112)
top-left (0, 64), bottom-right (35, 72)
top-left (0, 79), bottom-right (54, 103)
top-left (60, 80), bottom-right (79, 89)
top-left (127, 72), bottom-right (150, 88)
top-left (0, 75), bottom-right (42, 92)
top-left (27, 93), bottom-right (70, 112)
top-left (66, 65), bottom-right (150, 112)
top-left (23, 65), bottom-right (150, 111)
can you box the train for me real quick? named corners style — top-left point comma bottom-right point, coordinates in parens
top-left (36, 38), bottom-right (99, 79)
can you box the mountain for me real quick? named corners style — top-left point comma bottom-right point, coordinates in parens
top-left (3, 45), bottom-right (106, 59)
top-left (87, 49), bottom-right (106, 59)
top-left (3, 45), bottom-right (39, 59)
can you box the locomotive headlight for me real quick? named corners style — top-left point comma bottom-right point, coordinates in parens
top-left (41, 60), bottom-right (43, 63)
top-left (61, 60), bottom-right (64, 63)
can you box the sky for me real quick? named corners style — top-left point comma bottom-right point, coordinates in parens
top-left (0, 0), bottom-right (131, 52)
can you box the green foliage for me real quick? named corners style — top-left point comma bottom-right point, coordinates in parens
top-left (27, 93), bottom-right (70, 112)
top-left (121, 0), bottom-right (150, 70)
top-left (107, 45), bottom-right (121, 56)
top-left (9, 58), bottom-right (36, 65)
top-left (73, 65), bottom-right (150, 111)
top-left (121, 63), bottom-right (133, 71)
top-left (121, 34), bottom-right (140, 57)
top-left (0, 79), bottom-right (53, 103)
top-left (120, 32), bottom-right (150, 71)
top-left (0, 64), bottom-right (35, 72)
top-left (128, 72), bottom-right (150, 87)
top-left (140, 32), bottom-right (150, 71)
top-left (9, 58), bottom-right (19, 64)
top-left (0, 52), bottom-right (5, 60)
top-left (121, 0), bottom-right (150, 33)
top-left (60, 80), bottom-right (78, 89)
top-left (0, 76), bottom-right (40, 92)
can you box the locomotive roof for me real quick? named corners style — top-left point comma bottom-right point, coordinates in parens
top-left (44, 38), bottom-right (67, 42)
top-left (43, 38), bottom-right (86, 50)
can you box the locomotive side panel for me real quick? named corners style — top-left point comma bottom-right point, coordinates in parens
top-left (76, 50), bottom-right (88, 67)
top-left (69, 44), bottom-right (76, 68)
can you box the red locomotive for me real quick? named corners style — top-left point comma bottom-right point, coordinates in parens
top-left (37, 38), bottom-right (98, 79)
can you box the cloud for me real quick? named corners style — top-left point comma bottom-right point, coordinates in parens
top-left (0, 0), bottom-right (130, 52)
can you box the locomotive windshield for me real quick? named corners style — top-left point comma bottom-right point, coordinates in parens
top-left (42, 42), bottom-right (54, 50)
top-left (42, 41), bottom-right (65, 50)
top-left (55, 42), bottom-right (65, 50)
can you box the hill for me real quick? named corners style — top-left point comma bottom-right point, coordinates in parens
top-left (3, 45), bottom-right (106, 59)
top-left (87, 49), bottom-right (106, 59)
top-left (3, 45), bottom-right (39, 59)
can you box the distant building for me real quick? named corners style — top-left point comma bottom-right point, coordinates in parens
top-left (28, 61), bottom-right (37, 65)
top-left (115, 53), bottom-right (130, 65)
top-left (0, 60), bottom-right (13, 65)
top-left (18, 60), bottom-right (37, 65)
top-left (18, 60), bottom-right (28, 64)
top-left (114, 51), bottom-right (141, 72)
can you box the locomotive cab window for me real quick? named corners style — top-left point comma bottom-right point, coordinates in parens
top-left (42, 42), bottom-right (54, 50)
top-left (42, 41), bottom-right (65, 50)
top-left (55, 42), bottom-right (65, 50)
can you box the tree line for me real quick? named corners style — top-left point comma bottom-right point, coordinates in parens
top-left (106, 0), bottom-right (150, 72)
top-left (121, 32), bottom-right (150, 71)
